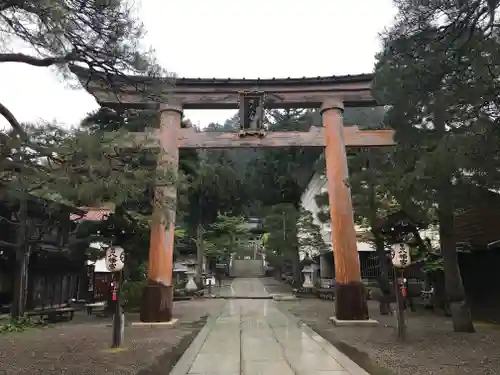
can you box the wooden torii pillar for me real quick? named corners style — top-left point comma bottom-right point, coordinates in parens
top-left (322, 98), bottom-right (368, 321)
top-left (140, 103), bottom-right (182, 322)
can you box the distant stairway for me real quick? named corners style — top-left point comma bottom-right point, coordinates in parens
top-left (230, 259), bottom-right (265, 277)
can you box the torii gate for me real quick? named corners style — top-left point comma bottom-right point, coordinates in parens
top-left (72, 67), bottom-right (394, 323)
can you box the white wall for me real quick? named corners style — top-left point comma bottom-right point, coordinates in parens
top-left (300, 173), bottom-right (332, 252)
top-left (298, 172), bottom-right (441, 259)
top-left (298, 172), bottom-right (374, 259)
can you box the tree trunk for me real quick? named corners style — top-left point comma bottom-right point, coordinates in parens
top-left (195, 223), bottom-right (204, 285)
top-left (429, 270), bottom-right (449, 314)
top-left (437, 178), bottom-right (474, 332)
top-left (374, 233), bottom-right (392, 314)
top-left (368, 177), bottom-right (392, 315)
top-left (11, 256), bottom-right (26, 318)
top-left (291, 247), bottom-right (302, 287)
top-left (195, 193), bottom-right (204, 286)
top-left (434, 102), bottom-right (474, 333)
top-left (24, 248), bottom-right (34, 310)
top-left (11, 193), bottom-right (28, 319)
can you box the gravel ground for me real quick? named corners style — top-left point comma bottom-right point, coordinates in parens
top-left (0, 299), bottom-right (225, 375)
top-left (263, 277), bottom-right (500, 375)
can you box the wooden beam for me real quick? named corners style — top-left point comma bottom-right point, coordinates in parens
top-left (82, 89), bottom-right (376, 110)
top-left (126, 126), bottom-right (394, 149)
top-left (70, 65), bottom-right (377, 109)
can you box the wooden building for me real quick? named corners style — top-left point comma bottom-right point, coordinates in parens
top-left (70, 208), bottom-right (113, 303)
top-left (454, 188), bottom-right (500, 323)
top-left (454, 188), bottom-right (500, 250)
top-left (0, 188), bottom-right (83, 312)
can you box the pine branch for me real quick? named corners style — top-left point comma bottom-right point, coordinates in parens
top-left (0, 52), bottom-right (78, 67)
top-left (0, 101), bottom-right (25, 136)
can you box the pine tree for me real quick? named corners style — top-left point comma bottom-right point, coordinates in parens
top-left (296, 208), bottom-right (328, 256)
top-left (373, 1), bottom-right (500, 331)
top-left (0, 0), bottom-right (168, 137)
top-left (262, 204), bottom-right (301, 286)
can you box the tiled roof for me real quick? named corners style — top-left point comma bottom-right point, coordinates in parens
top-left (173, 73), bottom-right (373, 85)
top-left (69, 65), bottom-right (373, 86)
top-left (70, 209), bottom-right (112, 222)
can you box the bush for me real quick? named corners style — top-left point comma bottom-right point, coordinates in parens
top-left (122, 280), bottom-right (146, 311)
top-left (0, 316), bottom-right (46, 334)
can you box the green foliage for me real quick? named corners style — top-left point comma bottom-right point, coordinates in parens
top-left (81, 108), bottom-right (159, 133)
top-left (314, 106), bottom-right (437, 275)
top-left (372, 3), bottom-right (500, 242)
top-left (122, 280), bottom-right (146, 310)
top-left (265, 109), bottom-right (314, 131)
top-left (179, 148), bottom-right (248, 271)
top-left (343, 107), bottom-right (387, 129)
top-left (81, 108), bottom-right (199, 178)
top-left (374, 5), bottom-right (500, 195)
top-left (316, 210), bottom-right (330, 224)
top-left (182, 151), bottom-right (245, 228)
top-left (2, 120), bottom-right (176, 214)
top-left (203, 213), bottom-right (250, 261)
top-left (314, 192), bottom-right (329, 208)
top-left (408, 237), bottom-right (444, 273)
top-left (205, 113), bottom-right (239, 132)
top-left (0, 317), bottom-right (46, 334)
top-left (244, 110), bottom-right (323, 208)
top-left (421, 255), bottom-right (444, 274)
top-left (387, 1), bottom-right (500, 42)
top-left (314, 192), bottom-right (330, 224)
top-left (0, 0), bottom-right (168, 171)
top-left (0, 0), bottom-right (174, 294)
top-left (297, 208), bottom-right (328, 254)
top-left (1, 118), bottom-right (165, 317)
top-left (348, 149), bottom-right (420, 229)
top-left (62, 131), bottom-right (177, 209)
top-left (372, 1), bottom-right (500, 331)
top-left (262, 204), bottom-right (299, 268)
top-left (0, 0), bottom-right (165, 80)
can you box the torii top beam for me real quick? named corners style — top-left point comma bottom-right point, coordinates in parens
top-left (70, 66), bottom-right (377, 110)
top-left (71, 66), bottom-right (394, 148)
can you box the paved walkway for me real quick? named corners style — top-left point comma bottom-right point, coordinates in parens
top-left (216, 277), bottom-right (271, 298)
top-left (171, 278), bottom-right (369, 375)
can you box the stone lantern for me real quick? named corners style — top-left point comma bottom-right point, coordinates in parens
top-left (301, 253), bottom-right (315, 289)
top-left (184, 261), bottom-right (198, 292)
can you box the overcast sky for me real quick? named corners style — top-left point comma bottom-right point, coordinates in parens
top-left (0, 0), bottom-right (397, 130)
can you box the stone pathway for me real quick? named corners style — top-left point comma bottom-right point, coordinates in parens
top-left (171, 278), bottom-right (369, 375)
top-left (216, 277), bottom-right (271, 299)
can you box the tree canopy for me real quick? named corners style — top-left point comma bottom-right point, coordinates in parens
top-left (370, 0), bottom-right (500, 332)
top-left (0, 0), bottom-right (167, 136)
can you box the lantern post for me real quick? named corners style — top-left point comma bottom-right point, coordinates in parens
top-left (301, 253), bottom-right (315, 290)
top-left (105, 246), bottom-right (126, 348)
top-left (205, 274), bottom-right (216, 297)
top-left (390, 242), bottom-right (412, 340)
top-left (184, 261), bottom-right (198, 294)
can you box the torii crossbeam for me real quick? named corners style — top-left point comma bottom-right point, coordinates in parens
top-left (72, 66), bottom-right (394, 324)
top-left (126, 126), bottom-right (394, 149)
